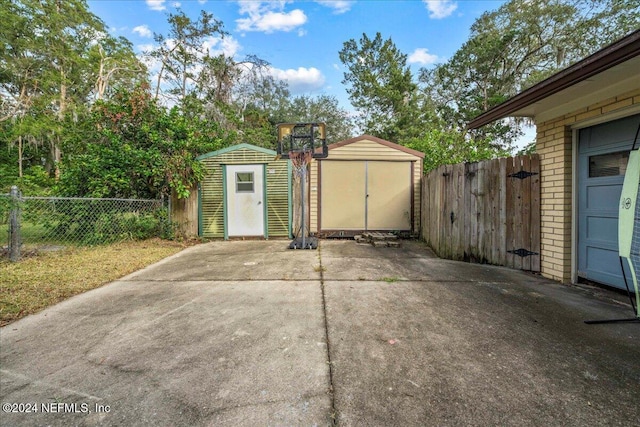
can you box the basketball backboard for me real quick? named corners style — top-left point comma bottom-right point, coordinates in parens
top-left (276, 123), bottom-right (328, 159)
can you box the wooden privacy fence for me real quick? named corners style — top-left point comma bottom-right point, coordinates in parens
top-left (170, 186), bottom-right (198, 238)
top-left (421, 154), bottom-right (540, 271)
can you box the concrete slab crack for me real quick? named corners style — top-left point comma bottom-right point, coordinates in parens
top-left (318, 242), bottom-right (338, 426)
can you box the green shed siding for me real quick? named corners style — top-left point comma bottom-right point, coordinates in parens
top-left (265, 160), bottom-right (290, 238)
top-left (200, 159), bottom-right (224, 237)
top-left (198, 144), bottom-right (290, 239)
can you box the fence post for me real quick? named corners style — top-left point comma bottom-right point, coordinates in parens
top-left (9, 185), bottom-right (21, 262)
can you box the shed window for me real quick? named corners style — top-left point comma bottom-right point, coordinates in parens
top-left (589, 151), bottom-right (629, 177)
top-left (236, 172), bottom-right (254, 193)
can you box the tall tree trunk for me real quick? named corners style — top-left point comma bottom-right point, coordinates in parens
top-left (181, 63), bottom-right (187, 103)
top-left (52, 137), bottom-right (62, 180)
top-left (54, 71), bottom-right (66, 180)
top-left (96, 46), bottom-right (106, 101)
top-left (18, 135), bottom-right (23, 178)
top-left (59, 69), bottom-right (67, 119)
top-left (155, 62), bottom-right (166, 101)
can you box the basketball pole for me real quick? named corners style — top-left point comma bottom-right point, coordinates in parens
top-left (277, 123), bottom-right (326, 250)
top-left (301, 160), bottom-right (307, 249)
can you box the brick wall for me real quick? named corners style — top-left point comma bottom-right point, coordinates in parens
top-left (535, 89), bottom-right (640, 283)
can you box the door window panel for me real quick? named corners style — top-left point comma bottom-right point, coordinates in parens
top-left (589, 151), bottom-right (629, 177)
top-left (236, 172), bottom-right (254, 192)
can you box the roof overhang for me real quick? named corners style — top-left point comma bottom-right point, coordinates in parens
top-left (322, 134), bottom-right (425, 158)
top-left (196, 142), bottom-right (276, 160)
top-left (468, 30), bottom-right (640, 129)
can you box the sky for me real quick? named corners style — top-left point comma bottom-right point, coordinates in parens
top-left (87, 0), bottom-right (535, 144)
top-left (88, 0), bottom-right (509, 102)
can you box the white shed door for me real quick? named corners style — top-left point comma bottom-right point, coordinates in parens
top-left (226, 164), bottom-right (264, 237)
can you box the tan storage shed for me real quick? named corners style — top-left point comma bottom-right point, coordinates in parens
top-left (309, 135), bottom-right (424, 236)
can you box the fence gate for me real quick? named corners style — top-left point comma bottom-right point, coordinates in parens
top-left (421, 155), bottom-right (540, 271)
top-left (504, 155), bottom-right (541, 271)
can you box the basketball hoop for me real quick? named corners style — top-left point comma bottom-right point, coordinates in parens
top-left (276, 122), bottom-right (328, 250)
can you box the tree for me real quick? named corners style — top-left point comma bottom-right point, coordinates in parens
top-left (187, 53), bottom-right (285, 148)
top-left (419, 0), bottom-right (640, 150)
top-left (148, 9), bottom-right (226, 105)
top-left (31, 0), bottom-right (113, 177)
top-left (0, 0), bottom-right (37, 124)
top-left (283, 95), bottom-right (354, 144)
top-left (0, 120), bottom-right (53, 194)
top-left (237, 66), bottom-right (289, 122)
top-left (405, 128), bottom-right (510, 172)
top-left (339, 32), bottom-right (422, 142)
top-left (58, 84), bottom-right (234, 199)
top-left (91, 36), bottom-right (146, 102)
top-left (1, 0), bottom-right (143, 181)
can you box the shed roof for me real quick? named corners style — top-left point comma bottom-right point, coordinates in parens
top-left (325, 135), bottom-right (425, 158)
top-left (468, 29), bottom-right (640, 128)
top-left (196, 143), bottom-right (276, 160)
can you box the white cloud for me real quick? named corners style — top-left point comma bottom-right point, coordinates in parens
top-left (269, 66), bottom-right (326, 93)
top-left (423, 0), bottom-right (457, 19)
top-left (315, 0), bottom-right (354, 14)
top-left (137, 43), bottom-right (156, 53)
top-left (146, 0), bottom-right (166, 11)
top-left (198, 0), bottom-right (207, 3)
top-left (173, 2), bottom-right (181, 7)
top-left (236, 1), bottom-right (307, 33)
top-left (408, 48), bottom-right (439, 65)
top-left (202, 35), bottom-right (241, 58)
top-left (133, 25), bottom-right (153, 38)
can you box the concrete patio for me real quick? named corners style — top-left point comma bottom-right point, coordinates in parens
top-left (1, 240), bottom-right (639, 426)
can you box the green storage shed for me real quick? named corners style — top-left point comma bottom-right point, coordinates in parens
top-left (197, 143), bottom-right (292, 239)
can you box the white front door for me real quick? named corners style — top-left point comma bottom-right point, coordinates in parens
top-left (226, 164), bottom-right (265, 237)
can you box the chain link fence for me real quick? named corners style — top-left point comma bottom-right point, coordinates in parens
top-left (1, 186), bottom-right (171, 261)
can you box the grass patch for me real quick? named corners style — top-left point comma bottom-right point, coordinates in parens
top-left (313, 264), bottom-right (326, 273)
top-left (0, 238), bottom-right (189, 326)
top-left (0, 222), bottom-right (51, 242)
top-left (381, 277), bottom-right (399, 283)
